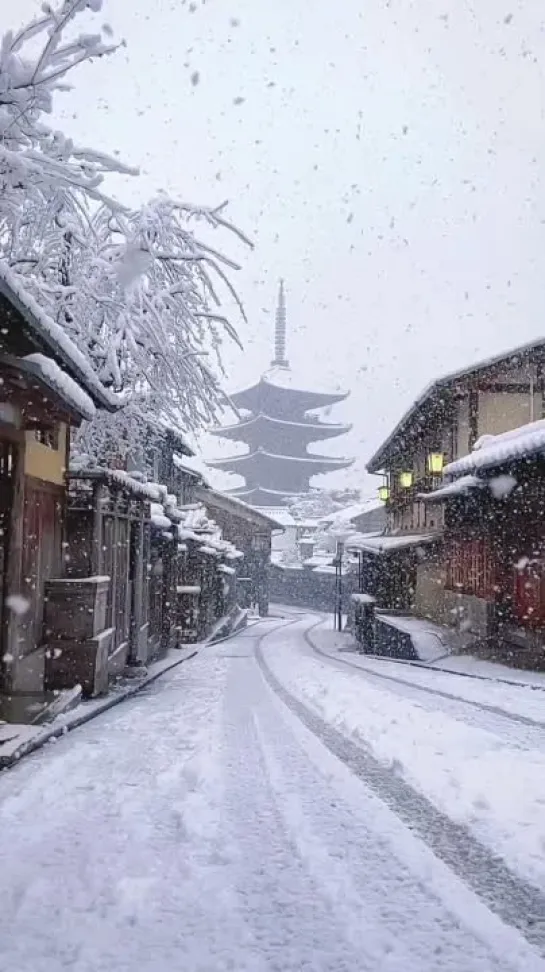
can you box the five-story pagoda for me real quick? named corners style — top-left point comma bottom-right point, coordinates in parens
top-left (208, 282), bottom-right (353, 507)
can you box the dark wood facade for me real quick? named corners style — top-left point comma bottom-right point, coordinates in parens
top-left (442, 461), bottom-right (545, 667)
top-left (0, 267), bottom-right (120, 712)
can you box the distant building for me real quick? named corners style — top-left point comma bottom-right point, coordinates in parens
top-left (208, 282), bottom-right (354, 507)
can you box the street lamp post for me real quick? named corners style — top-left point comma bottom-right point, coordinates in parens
top-left (330, 527), bottom-right (353, 632)
top-left (335, 540), bottom-right (345, 631)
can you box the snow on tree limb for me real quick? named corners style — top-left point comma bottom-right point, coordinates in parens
top-left (1, 0), bottom-right (250, 463)
top-left (0, 0), bottom-right (135, 205)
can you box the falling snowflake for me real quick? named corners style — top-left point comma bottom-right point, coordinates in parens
top-left (488, 474), bottom-right (517, 500)
top-left (5, 594), bottom-right (30, 616)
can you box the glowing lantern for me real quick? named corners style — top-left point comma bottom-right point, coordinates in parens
top-left (378, 484), bottom-right (390, 502)
top-left (427, 452), bottom-right (444, 475)
top-left (399, 471), bottom-right (413, 489)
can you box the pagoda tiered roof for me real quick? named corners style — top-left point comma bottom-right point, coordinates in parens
top-left (207, 281), bottom-right (353, 506)
top-left (211, 411), bottom-right (351, 445)
top-left (228, 366), bottom-right (349, 415)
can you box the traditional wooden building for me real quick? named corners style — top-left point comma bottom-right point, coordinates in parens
top-left (421, 420), bottom-right (545, 669)
top-left (0, 263), bottom-right (119, 717)
top-left (365, 337), bottom-right (545, 623)
top-left (195, 487), bottom-right (283, 614)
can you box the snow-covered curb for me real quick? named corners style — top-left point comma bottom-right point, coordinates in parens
top-left (0, 613), bottom-right (249, 770)
top-left (274, 605), bottom-right (545, 690)
top-left (0, 648), bottom-right (197, 770)
top-left (361, 640), bottom-right (545, 691)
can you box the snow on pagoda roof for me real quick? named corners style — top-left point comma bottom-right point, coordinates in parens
top-left (208, 448), bottom-right (352, 468)
top-left (444, 419), bottom-right (545, 477)
top-left (229, 486), bottom-right (304, 506)
top-left (228, 365), bottom-right (349, 410)
top-left (210, 411), bottom-right (351, 437)
top-left (261, 365), bottom-right (347, 396)
top-left (0, 261), bottom-right (120, 412)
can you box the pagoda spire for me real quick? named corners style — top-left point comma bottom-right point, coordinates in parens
top-left (272, 279), bottom-right (288, 368)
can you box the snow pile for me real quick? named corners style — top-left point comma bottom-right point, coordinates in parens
top-left (419, 475), bottom-right (483, 502)
top-left (104, 471), bottom-right (163, 503)
top-left (446, 418), bottom-right (545, 477)
top-left (377, 613), bottom-right (449, 662)
top-left (150, 503), bottom-right (173, 532)
top-left (348, 533), bottom-right (436, 555)
top-left (176, 504), bottom-right (244, 562)
top-left (351, 593), bottom-right (376, 605)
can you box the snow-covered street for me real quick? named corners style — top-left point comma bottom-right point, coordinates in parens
top-left (1, 610), bottom-right (545, 972)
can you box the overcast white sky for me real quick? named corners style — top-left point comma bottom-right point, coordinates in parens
top-left (10, 0), bottom-right (545, 498)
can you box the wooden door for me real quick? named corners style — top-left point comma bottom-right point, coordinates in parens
top-left (21, 479), bottom-right (63, 655)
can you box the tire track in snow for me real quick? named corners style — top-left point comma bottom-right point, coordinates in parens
top-left (310, 631), bottom-right (545, 731)
top-left (305, 629), bottom-right (545, 750)
top-left (255, 619), bottom-right (545, 956)
top-left (274, 606), bottom-right (545, 731)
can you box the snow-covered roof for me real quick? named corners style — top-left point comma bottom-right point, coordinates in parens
top-left (256, 506), bottom-right (297, 527)
top-left (367, 335), bottom-right (545, 472)
top-left (69, 466), bottom-right (163, 503)
top-left (418, 475), bottom-right (484, 503)
top-left (229, 485), bottom-right (303, 502)
top-left (228, 365), bottom-right (349, 414)
top-left (173, 452), bottom-right (209, 484)
top-left (445, 418), bottom-right (545, 477)
top-left (320, 498), bottom-right (383, 526)
top-left (0, 261), bottom-right (120, 413)
top-left (198, 487), bottom-right (285, 531)
top-left (208, 447), bottom-right (352, 468)
top-left (150, 503), bottom-right (173, 532)
top-left (303, 553), bottom-right (335, 567)
top-left (16, 353), bottom-right (96, 421)
top-left (351, 592), bottom-right (376, 604)
top-left (211, 411), bottom-right (351, 437)
top-left (243, 364), bottom-right (348, 397)
top-left (347, 533), bottom-right (437, 555)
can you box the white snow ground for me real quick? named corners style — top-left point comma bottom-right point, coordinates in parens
top-left (0, 612), bottom-right (544, 971)
top-left (268, 616), bottom-right (545, 891)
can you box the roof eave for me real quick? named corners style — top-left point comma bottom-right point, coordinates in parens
top-left (0, 273), bottom-right (120, 413)
top-left (367, 337), bottom-right (545, 472)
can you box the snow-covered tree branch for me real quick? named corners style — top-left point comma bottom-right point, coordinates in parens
top-left (0, 1), bottom-right (251, 462)
top-left (0, 0), bottom-right (134, 216)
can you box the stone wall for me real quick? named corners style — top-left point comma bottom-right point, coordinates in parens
top-left (269, 564), bottom-right (357, 613)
